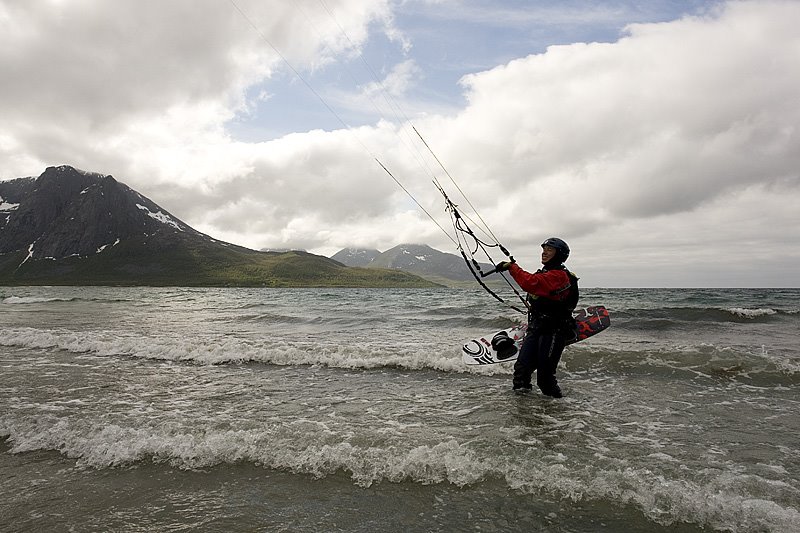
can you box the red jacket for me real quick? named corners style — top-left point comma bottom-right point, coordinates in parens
top-left (508, 263), bottom-right (572, 301)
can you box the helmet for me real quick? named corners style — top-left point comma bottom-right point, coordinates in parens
top-left (541, 237), bottom-right (570, 262)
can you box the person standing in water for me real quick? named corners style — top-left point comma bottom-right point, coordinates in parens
top-left (496, 238), bottom-right (579, 398)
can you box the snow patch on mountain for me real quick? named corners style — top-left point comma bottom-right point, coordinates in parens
top-left (136, 204), bottom-right (184, 231)
top-left (96, 238), bottom-right (121, 254)
top-left (0, 196), bottom-right (19, 211)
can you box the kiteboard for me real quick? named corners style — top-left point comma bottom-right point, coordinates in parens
top-left (462, 305), bottom-right (611, 365)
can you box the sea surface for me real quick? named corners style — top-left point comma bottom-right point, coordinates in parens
top-left (1, 286), bottom-right (798, 532)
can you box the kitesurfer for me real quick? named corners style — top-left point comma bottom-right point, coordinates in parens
top-left (496, 238), bottom-right (579, 398)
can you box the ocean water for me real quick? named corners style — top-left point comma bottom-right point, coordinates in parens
top-left (1, 286), bottom-right (798, 532)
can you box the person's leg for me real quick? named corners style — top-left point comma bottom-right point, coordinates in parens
top-left (535, 332), bottom-right (565, 397)
top-left (512, 329), bottom-right (537, 390)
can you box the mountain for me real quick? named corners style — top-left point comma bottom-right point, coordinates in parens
top-left (330, 247), bottom-right (382, 267)
top-left (331, 243), bottom-right (498, 287)
top-left (0, 166), bottom-right (437, 287)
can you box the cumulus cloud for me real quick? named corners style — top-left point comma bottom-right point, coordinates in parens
top-left (1, 0), bottom-right (798, 286)
top-left (0, 0), bottom-right (392, 179)
top-left (417, 1), bottom-right (800, 284)
top-left (454, 2), bottom-right (800, 217)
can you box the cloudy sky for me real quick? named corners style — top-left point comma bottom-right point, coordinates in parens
top-left (1, 0), bottom-right (798, 287)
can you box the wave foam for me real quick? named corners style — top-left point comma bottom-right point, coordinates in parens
top-left (724, 307), bottom-right (778, 319)
top-left (0, 326), bottom-right (512, 376)
top-left (2, 416), bottom-right (797, 532)
top-left (2, 296), bottom-right (77, 304)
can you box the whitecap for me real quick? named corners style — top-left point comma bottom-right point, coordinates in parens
top-left (2, 296), bottom-right (74, 304)
top-left (724, 307), bottom-right (777, 319)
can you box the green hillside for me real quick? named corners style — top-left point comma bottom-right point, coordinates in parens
top-left (0, 235), bottom-right (439, 288)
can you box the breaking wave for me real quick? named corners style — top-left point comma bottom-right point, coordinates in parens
top-left (2, 325), bottom-right (798, 383)
top-left (2, 296), bottom-right (80, 304)
top-left (611, 306), bottom-right (795, 324)
top-left (1, 295), bottom-right (135, 305)
top-left (1, 416), bottom-right (797, 533)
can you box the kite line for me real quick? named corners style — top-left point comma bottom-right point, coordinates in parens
top-left (229, 0), bottom-right (528, 314)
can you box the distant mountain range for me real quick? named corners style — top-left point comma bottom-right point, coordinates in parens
top-left (331, 244), bottom-right (498, 287)
top-left (0, 166), bottom-right (436, 287)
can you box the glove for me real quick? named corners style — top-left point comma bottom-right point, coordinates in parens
top-left (495, 260), bottom-right (514, 272)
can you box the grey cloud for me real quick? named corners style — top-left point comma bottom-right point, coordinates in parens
top-left (454, 1), bottom-right (800, 225)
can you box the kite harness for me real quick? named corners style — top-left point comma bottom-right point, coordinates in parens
top-left (434, 181), bottom-right (528, 314)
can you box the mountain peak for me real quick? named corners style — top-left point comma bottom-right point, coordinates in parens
top-left (330, 247), bottom-right (382, 267)
top-left (0, 165), bottom-right (195, 261)
top-left (331, 243), bottom-right (494, 286)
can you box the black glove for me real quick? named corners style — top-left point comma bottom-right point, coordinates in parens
top-left (495, 260), bottom-right (514, 272)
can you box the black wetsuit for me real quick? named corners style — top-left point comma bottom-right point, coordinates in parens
top-left (511, 264), bottom-right (579, 397)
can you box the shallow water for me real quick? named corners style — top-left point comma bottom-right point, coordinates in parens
top-left (1, 287), bottom-right (798, 532)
